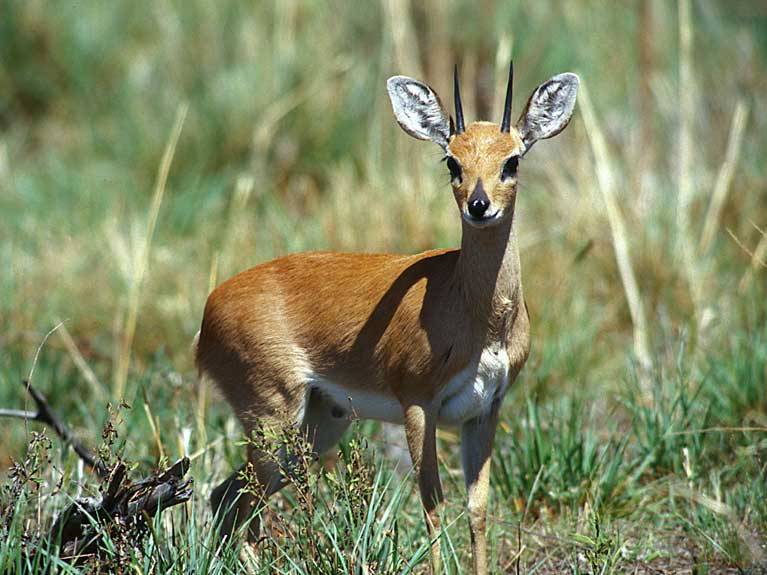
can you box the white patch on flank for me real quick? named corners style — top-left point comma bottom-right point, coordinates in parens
top-left (308, 377), bottom-right (405, 424)
top-left (296, 345), bottom-right (510, 427)
top-left (292, 346), bottom-right (404, 423)
top-left (436, 346), bottom-right (510, 426)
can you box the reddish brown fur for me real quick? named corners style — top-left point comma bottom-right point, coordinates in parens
top-left (197, 245), bottom-right (529, 418)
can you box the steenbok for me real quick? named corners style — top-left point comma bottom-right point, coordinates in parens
top-left (196, 62), bottom-right (579, 574)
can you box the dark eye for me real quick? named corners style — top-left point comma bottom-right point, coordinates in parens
top-left (501, 156), bottom-right (519, 181)
top-left (446, 157), bottom-right (462, 183)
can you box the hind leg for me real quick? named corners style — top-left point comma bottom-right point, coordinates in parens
top-left (210, 442), bottom-right (287, 543)
top-left (210, 466), bottom-right (250, 540)
top-left (212, 388), bottom-right (349, 542)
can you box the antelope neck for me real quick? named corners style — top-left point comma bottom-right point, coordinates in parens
top-left (454, 210), bottom-right (522, 329)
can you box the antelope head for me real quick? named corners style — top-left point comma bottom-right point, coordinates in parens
top-left (387, 63), bottom-right (579, 228)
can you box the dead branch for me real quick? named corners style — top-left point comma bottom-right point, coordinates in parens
top-left (0, 379), bottom-right (107, 476)
top-left (2, 378), bottom-right (194, 567)
top-left (50, 457), bottom-right (193, 563)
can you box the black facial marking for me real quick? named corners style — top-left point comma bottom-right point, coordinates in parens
top-left (501, 155), bottom-right (519, 182)
top-left (446, 156), bottom-right (462, 183)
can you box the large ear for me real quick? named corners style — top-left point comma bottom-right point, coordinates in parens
top-left (387, 76), bottom-right (451, 151)
top-left (516, 73), bottom-right (579, 154)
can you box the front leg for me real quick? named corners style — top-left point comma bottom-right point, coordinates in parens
top-left (404, 403), bottom-right (443, 574)
top-left (461, 401), bottom-right (501, 575)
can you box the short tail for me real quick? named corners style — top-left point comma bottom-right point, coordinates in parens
top-left (192, 329), bottom-right (202, 377)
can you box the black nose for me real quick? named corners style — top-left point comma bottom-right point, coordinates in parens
top-left (468, 197), bottom-right (489, 218)
top-left (467, 179), bottom-right (490, 218)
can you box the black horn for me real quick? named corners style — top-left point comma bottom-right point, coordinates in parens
top-left (454, 64), bottom-right (465, 134)
top-left (500, 60), bottom-right (514, 133)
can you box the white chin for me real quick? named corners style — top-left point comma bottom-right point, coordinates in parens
top-left (462, 210), bottom-right (503, 228)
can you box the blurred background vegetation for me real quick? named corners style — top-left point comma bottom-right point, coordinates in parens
top-left (1, 0), bottom-right (766, 572)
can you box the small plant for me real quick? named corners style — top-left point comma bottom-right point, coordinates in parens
top-left (238, 421), bottom-right (419, 574)
top-left (0, 432), bottom-right (53, 573)
top-left (0, 388), bottom-right (192, 573)
top-left (573, 514), bottom-right (622, 575)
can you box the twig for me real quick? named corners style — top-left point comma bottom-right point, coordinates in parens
top-left (0, 379), bottom-right (108, 477)
top-left (384, 0), bottom-right (422, 79)
top-left (2, 373), bottom-right (194, 567)
top-left (27, 322), bottom-right (65, 390)
top-left (670, 426), bottom-right (767, 436)
top-left (0, 408), bottom-right (37, 419)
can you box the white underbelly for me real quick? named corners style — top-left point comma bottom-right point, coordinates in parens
top-left (306, 345), bottom-right (510, 427)
top-left (309, 378), bottom-right (405, 423)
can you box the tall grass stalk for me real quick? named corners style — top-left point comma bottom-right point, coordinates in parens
top-left (113, 103), bottom-right (188, 399)
top-left (578, 81), bottom-right (653, 373)
top-left (384, 0), bottom-right (422, 78)
top-left (700, 100), bottom-right (749, 252)
top-left (677, 0), bottom-right (702, 328)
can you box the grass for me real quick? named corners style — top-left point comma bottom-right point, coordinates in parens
top-left (1, 0), bottom-right (766, 572)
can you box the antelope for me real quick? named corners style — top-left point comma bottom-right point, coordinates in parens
top-left (195, 62), bottom-right (579, 575)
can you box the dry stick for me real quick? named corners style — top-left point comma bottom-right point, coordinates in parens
top-left (23, 321), bottom-right (65, 447)
top-left (463, 52), bottom-right (479, 127)
top-left (670, 426), bottom-right (767, 436)
top-left (220, 176), bottom-right (255, 279)
top-left (579, 82), bottom-right (653, 373)
top-left (26, 322), bottom-right (65, 402)
top-left (699, 100), bottom-right (749, 252)
top-left (424, 0), bottom-right (451, 104)
top-left (383, 0), bottom-right (425, 245)
top-left (143, 400), bottom-right (166, 462)
top-left (0, 380), bottom-right (108, 477)
top-left (52, 457), bottom-right (193, 562)
top-left (677, 0), bottom-right (703, 326)
top-left (113, 103), bottom-right (188, 399)
top-left (727, 222), bottom-right (767, 293)
top-left (728, 227), bottom-right (767, 268)
top-left (749, 221), bottom-right (767, 252)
